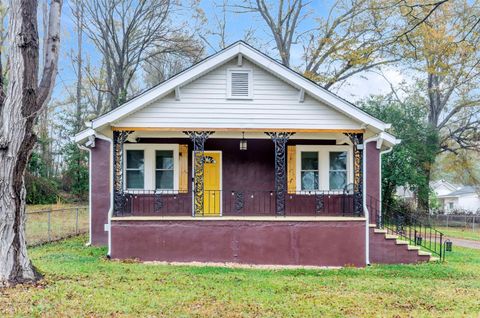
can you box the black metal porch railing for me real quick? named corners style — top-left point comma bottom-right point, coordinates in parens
top-left (367, 195), bottom-right (446, 261)
top-left (113, 189), bottom-right (357, 217)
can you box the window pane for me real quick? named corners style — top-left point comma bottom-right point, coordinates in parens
top-left (301, 171), bottom-right (319, 190)
top-left (126, 150), bottom-right (144, 169)
top-left (156, 170), bottom-right (174, 189)
top-left (330, 152), bottom-right (347, 170)
top-left (127, 170), bottom-right (144, 189)
top-left (301, 152), bottom-right (318, 170)
top-left (330, 171), bottom-right (347, 190)
top-left (156, 150), bottom-right (174, 169)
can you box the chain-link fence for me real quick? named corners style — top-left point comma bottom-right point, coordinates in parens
top-left (26, 206), bottom-right (89, 246)
top-left (426, 214), bottom-right (479, 231)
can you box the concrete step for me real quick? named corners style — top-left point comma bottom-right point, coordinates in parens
top-left (385, 234), bottom-right (398, 240)
top-left (418, 250), bottom-right (431, 256)
top-left (429, 256), bottom-right (440, 262)
top-left (374, 228), bottom-right (387, 234)
top-left (407, 245), bottom-right (421, 251)
top-left (369, 224), bottom-right (377, 228)
top-left (396, 240), bottom-right (409, 245)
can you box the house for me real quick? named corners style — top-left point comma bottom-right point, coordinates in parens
top-left (396, 180), bottom-right (480, 213)
top-left (432, 181), bottom-right (480, 213)
top-left (75, 41), bottom-right (433, 267)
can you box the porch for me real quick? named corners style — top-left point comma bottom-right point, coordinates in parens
top-left (110, 129), bottom-right (373, 219)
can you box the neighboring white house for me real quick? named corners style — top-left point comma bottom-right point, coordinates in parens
top-left (397, 180), bottom-right (480, 213)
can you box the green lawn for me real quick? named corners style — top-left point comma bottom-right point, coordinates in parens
top-left (1, 236), bottom-right (479, 317)
top-left (437, 226), bottom-right (480, 242)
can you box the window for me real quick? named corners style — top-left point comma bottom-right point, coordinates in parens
top-left (296, 146), bottom-right (352, 192)
top-left (126, 150), bottom-right (144, 189)
top-left (227, 69), bottom-right (252, 99)
top-left (329, 152), bottom-right (347, 190)
top-left (124, 144), bottom-right (179, 191)
top-left (301, 152), bottom-right (319, 190)
top-left (156, 150), bottom-right (174, 189)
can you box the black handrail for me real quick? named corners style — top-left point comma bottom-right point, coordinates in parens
top-left (367, 195), bottom-right (446, 261)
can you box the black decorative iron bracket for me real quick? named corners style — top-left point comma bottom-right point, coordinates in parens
top-left (315, 193), bottom-right (324, 214)
top-left (266, 132), bottom-right (295, 216)
top-left (345, 133), bottom-right (364, 216)
top-left (113, 130), bottom-right (133, 216)
top-left (183, 131), bottom-right (213, 216)
top-left (233, 191), bottom-right (244, 212)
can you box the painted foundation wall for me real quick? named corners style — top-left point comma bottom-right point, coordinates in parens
top-left (90, 138), bottom-right (111, 245)
top-left (111, 220), bottom-right (366, 267)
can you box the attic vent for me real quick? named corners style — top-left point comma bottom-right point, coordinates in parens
top-left (227, 69), bottom-right (252, 99)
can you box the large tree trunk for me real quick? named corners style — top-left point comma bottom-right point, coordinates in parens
top-left (0, 0), bottom-right (62, 286)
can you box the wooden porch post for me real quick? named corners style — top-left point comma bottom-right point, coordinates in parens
top-left (266, 132), bottom-right (295, 216)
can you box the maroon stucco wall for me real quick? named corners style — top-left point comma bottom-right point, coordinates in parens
top-left (132, 138), bottom-right (336, 194)
top-left (365, 142), bottom-right (380, 224)
top-left (111, 219), bottom-right (366, 267)
top-left (90, 138), bottom-right (111, 245)
top-left (369, 228), bottom-right (430, 264)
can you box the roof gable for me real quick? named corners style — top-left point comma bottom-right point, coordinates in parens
top-left (114, 58), bottom-right (362, 130)
top-left (90, 41), bottom-right (389, 132)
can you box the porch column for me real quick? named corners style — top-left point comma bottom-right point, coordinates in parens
top-left (184, 131), bottom-right (213, 216)
top-left (266, 132), bottom-right (295, 216)
top-left (112, 130), bottom-right (132, 216)
top-left (345, 133), bottom-right (364, 216)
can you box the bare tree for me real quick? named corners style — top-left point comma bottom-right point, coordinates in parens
top-left (235, 0), bottom-right (310, 67)
top-left (403, 1), bottom-right (480, 154)
top-left (70, 0), bottom-right (85, 133)
top-left (0, 0), bottom-right (63, 285)
top-left (198, 0), bottom-right (258, 52)
top-left (0, 2), bottom-right (9, 112)
top-left (83, 0), bottom-right (200, 110)
top-left (303, 0), bottom-right (402, 89)
top-left (143, 51), bottom-right (202, 88)
top-left (234, 0), bottom-right (453, 89)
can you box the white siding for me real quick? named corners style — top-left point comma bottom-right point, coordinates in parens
top-left (115, 59), bottom-right (362, 130)
top-left (458, 195), bottom-right (480, 212)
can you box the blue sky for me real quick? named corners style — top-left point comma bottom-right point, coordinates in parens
top-left (51, 0), bottom-right (399, 104)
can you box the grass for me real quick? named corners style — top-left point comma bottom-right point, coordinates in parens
top-left (0, 236), bottom-right (479, 317)
top-left (437, 226), bottom-right (480, 242)
top-left (26, 205), bottom-right (89, 246)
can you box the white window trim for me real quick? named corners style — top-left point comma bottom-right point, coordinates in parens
top-left (123, 144), bottom-right (179, 192)
top-left (226, 68), bottom-right (253, 99)
top-left (295, 145), bottom-right (353, 193)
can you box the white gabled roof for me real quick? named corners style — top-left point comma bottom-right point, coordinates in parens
top-left (75, 41), bottom-right (393, 143)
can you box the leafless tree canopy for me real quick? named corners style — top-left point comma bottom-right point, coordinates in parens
top-left (231, 0), bottom-right (454, 90)
top-left (234, 0), bottom-right (310, 67)
top-left (83, 0), bottom-right (203, 110)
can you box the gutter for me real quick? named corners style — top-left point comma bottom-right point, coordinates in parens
top-left (379, 146), bottom-right (394, 227)
top-left (77, 142), bottom-right (92, 246)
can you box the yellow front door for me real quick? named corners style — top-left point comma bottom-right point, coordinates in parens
top-left (203, 152), bottom-right (221, 215)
